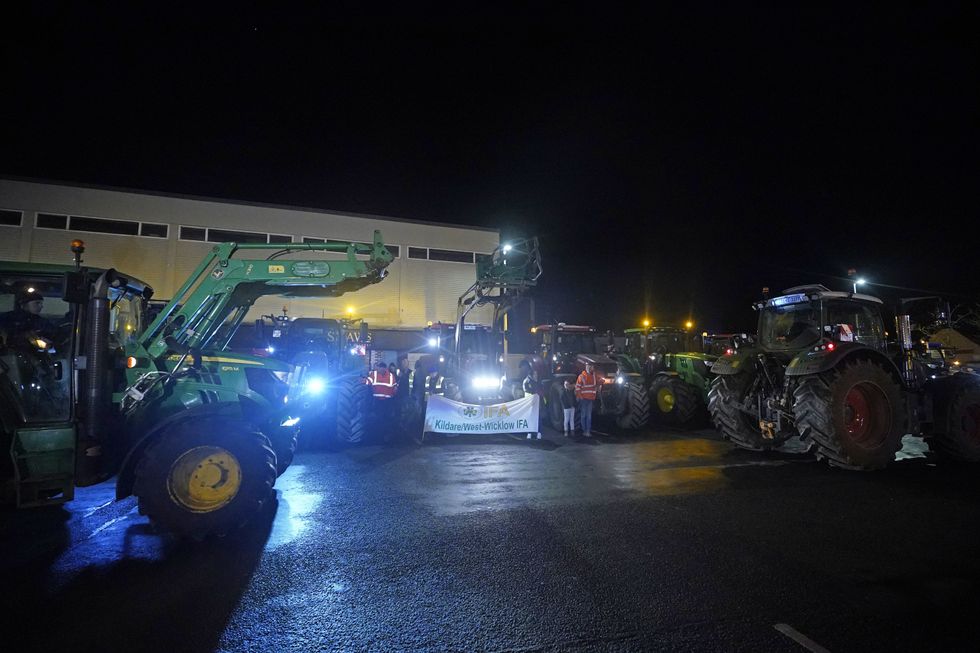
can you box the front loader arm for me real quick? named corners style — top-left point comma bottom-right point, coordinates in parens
top-left (142, 230), bottom-right (393, 360)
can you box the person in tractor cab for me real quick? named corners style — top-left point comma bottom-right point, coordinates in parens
top-left (0, 288), bottom-right (55, 350)
top-left (367, 361), bottom-right (398, 439)
top-left (575, 362), bottom-right (601, 437)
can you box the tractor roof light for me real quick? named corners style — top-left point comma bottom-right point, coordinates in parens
top-left (502, 243), bottom-right (513, 254)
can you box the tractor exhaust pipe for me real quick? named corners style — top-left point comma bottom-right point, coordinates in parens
top-left (76, 269), bottom-right (115, 485)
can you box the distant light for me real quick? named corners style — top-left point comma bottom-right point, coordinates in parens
top-left (266, 346), bottom-right (275, 354)
top-left (27, 287), bottom-right (36, 293)
top-left (702, 331), bottom-right (708, 337)
top-left (642, 319), bottom-right (650, 327)
top-left (725, 348), bottom-right (734, 356)
top-left (346, 306), bottom-right (355, 314)
top-left (428, 337), bottom-right (438, 347)
top-left (827, 342), bottom-right (836, 351)
top-left (615, 376), bottom-right (625, 385)
top-left (856, 278), bottom-right (866, 286)
top-left (439, 355), bottom-right (445, 362)
top-left (530, 327), bottom-right (537, 334)
top-left (349, 347), bottom-right (359, 355)
top-left (502, 244), bottom-right (513, 254)
top-left (685, 320), bottom-right (694, 329)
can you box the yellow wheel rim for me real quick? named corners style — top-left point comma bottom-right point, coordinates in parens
top-left (657, 387), bottom-right (675, 413)
top-left (168, 446), bottom-right (242, 513)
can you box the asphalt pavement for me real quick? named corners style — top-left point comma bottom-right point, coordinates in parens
top-left (2, 422), bottom-right (979, 652)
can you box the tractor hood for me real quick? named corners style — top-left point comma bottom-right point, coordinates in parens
top-left (575, 353), bottom-right (619, 375)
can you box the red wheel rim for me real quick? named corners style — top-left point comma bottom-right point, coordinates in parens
top-left (964, 405), bottom-right (980, 442)
top-left (844, 382), bottom-right (890, 449)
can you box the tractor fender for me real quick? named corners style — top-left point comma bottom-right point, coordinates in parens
top-left (115, 403), bottom-right (246, 500)
top-left (709, 347), bottom-right (760, 375)
top-left (785, 342), bottom-right (900, 381)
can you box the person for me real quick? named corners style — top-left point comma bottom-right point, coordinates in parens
top-left (575, 362), bottom-right (601, 437)
top-left (0, 288), bottom-right (55, 350)
top-left (394, 355), bottom-right (413, 428)
top-left (366, 361), bottom-right (398, 439)
top-left (522, 366), bottom-right (541, 440)
top-left (560, 379), bottom-right (577, 437)
top-left (388, 362), bottom-right (398, 375)
top-left (410, 360), bottom-right (426, 413)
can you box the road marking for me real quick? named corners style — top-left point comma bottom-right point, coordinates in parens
top-left (82, 499), bottom-right (115, 518)
top-left (774, 623), bottom-right (831, 653)
top-left (85, 508), bottom-right (136, 540)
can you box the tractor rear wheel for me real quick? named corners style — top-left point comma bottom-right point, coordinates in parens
top-left (794, 359), bottom-right (904, 470)
top-left (615, 380), bottom-right (650, 430)
top-left (650, 374), bottom-right (700, 425)
top-left (708, 373), bottom-right (785, 450)
top-left (336, 377), bottom-right (371, 446)
top-left (134, 417), bottom-right (277, 540)
top-left (931, 382), bottom-right (980, 462)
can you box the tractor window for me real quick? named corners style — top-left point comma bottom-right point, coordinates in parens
top-left (759, 302), bottom-right (821, 350)
top-left (108, 289), bottom-right (142, 347)
top-left (824, 300), bottom-right (885, 350)
top-left (554, 333), bottom-right (595, 354)
top-left (0, 273), bottom-right (75, 423)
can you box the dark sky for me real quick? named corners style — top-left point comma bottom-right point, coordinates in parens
top-left (4, 3), bottom-right (979, 333)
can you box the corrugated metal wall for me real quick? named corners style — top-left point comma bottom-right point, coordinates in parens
top-left (1, 179), bottom-right (498, 327)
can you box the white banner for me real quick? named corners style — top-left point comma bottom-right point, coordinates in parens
top-left (423, 394), bottom-right (540, 435)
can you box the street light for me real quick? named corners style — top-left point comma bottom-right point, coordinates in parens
top-left (642, 319), bottom-right (650, 327)
top-left (684, 320), bottom-right (694, 330)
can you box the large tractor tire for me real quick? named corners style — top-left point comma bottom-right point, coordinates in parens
top-left (615, 380), bottom-right (650, 430)
top-left (650, 374), bottom-right (700, 425)
top-left (133, 417), bottom-right (277, 540)
top-left (793, 359), bottom-right (905, 470)
top-left (931, 382), bottom-right (980, 462)
top-left (336, 377), bottom-right (371, 446)
top-left (264, 425), bottom-right (298, 476)
top-left (708, 373), bottom-right (786, 450)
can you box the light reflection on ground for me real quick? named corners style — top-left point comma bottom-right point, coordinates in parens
top-left (266, 465), bottom-right (323, 549)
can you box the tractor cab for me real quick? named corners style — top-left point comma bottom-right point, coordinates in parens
top-left (753, 285), bottom-right (887, 359)
top-left (531, 324), bottom-right (598, 376)
top-left (422, 322), bottom-right (505, 400)
top-left (0, 260), bottom-right (152, 506)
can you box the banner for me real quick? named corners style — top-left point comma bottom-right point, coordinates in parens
top-left (423, 394), bottom-right (540, 435)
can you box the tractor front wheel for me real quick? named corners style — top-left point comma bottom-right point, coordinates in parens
top-left (133, 417), bottom-right (277, 540)
top-left (794, 359), bottom-right (904, 470)
top-left (931, 382), bottom-right (980, 462)
top-left (336, 377), bottom-right (371, 446)
top-left (615, 380), bottom-right (650, 430)
top-left (650, 375), bottom-right (700, 426)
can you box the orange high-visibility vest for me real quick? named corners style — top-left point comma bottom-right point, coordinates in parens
top-left (575, 370), bottom-right (601, 400)
top-left (367, 369), bottom-right (397, 398)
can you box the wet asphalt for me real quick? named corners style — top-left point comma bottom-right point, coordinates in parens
top-left (2, 421), bottom-right (980, 653)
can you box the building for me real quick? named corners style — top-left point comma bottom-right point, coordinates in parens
top-left (0, 177), bottom-right (498, 328)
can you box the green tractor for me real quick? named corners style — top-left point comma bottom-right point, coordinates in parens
top-left (619, 327), bottom-right (749, 426)
top-left (708, 285), bottom-right (980, 469)
top-left (0, 232), bottom-right (392, 538)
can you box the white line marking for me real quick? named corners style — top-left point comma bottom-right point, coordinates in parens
top-left (82, 499), bottom-right (115, 518)
top-left (774, 623), bottom-right (831, 653)
top-left (85, 507), bottom-right (136, 540)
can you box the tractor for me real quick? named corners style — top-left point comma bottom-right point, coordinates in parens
top-left (708, 284), bottom-right (980, 469)
top-left (422, 238), bottom-right (543, 406)
top-left (233, 311), bottom-right (376, 446)
top-left (0, 232), bottom-right (392, 539)
top-left (531, 323), bottom-right (650, 431)
top-left (619, 327), bottom-right (751, 426)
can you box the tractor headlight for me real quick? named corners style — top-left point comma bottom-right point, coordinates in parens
top-left (428, 337), bottom-right (438, 347)
top-left (471, 375), bottom-right (499, 390)
top-left (304, 376), bottom-right (327, 395)
top-left (615, 375), bottom-right (625, 385)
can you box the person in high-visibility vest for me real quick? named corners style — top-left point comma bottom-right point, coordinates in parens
top-left (575, 362), bottom-right (601, 437)
top-left (366, 361), bottom-right (398, 439)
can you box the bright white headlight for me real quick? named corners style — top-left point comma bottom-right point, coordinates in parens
top-left (471, 376), bottom-right (498, 390)
top-left (304, 377), bottom-right (326, 395)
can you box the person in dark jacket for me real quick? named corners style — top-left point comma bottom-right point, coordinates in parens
top-left (560, 379), bottom-right (577, 436)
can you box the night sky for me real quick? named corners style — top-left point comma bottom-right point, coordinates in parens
top-left (4, 4), bottom-right (978, 334)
